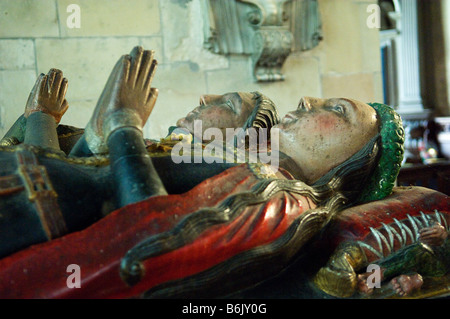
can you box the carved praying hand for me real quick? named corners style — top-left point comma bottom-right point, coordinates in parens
top-left (24, 68), bottom-right (69, 124)
top-left (119, 46), bottom-right (159, 124)
top-left (85, 46), bottom-right (159, 153)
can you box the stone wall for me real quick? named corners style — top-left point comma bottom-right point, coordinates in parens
top-left (0, 0), bottom-right (382, 139)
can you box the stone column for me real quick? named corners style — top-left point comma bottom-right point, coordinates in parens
top-left (396, 0), bottom-right (424, 114)
top-left (442, 0), bottom-right (450, 114)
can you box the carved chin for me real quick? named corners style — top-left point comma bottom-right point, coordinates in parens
top-left (176, 118), bottom-right (185, 127)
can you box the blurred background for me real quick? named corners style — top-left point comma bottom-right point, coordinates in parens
top-left (0, 0), bottom-right (449, 193)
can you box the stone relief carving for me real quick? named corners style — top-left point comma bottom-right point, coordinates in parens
top-left (202, 0), bottom-right (322, 82)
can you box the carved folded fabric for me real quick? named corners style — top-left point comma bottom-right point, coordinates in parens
top-left (0, 163), bottom-right (325, 298)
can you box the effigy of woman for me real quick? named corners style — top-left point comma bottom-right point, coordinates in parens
top-left (0, 46), bottom-right (447, 299)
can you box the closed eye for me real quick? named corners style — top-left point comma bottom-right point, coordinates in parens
top-left (225, 100), bottom-right (236, 112)
top-left (327, 104), bottom-right (346, 115)
top-left (333, 104), bottom-right (345, 114)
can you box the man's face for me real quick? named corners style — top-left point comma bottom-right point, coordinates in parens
top-left (176, 92), bottom-right (256, 139)
top-left (274, 97), bottom-right (379, 184)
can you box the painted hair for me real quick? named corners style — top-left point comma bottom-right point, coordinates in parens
top-left (312, 134), bottom-right (381, 208)
top-left (242, 91), bottom-right (281, 133)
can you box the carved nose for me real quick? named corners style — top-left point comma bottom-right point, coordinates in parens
top-left (298, 97), bottom-right (311, 111)
top-left (199, 95), bottom-right (207, 106)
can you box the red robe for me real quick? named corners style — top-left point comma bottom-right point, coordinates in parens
top-left (0, 164), bottom-right (317, 298)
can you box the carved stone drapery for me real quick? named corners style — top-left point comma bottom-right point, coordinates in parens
top-left (203, 0), bottom-right (322, 82)
top-left (252, 27), bottom-right (293, 81)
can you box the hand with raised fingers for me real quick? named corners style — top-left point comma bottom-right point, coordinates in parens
top-left (85, 46), bottom-right (158, 154)
top-left (118, 46), bottom-right (158, 126)
top-left (24, 68), bottom-right (69, 124)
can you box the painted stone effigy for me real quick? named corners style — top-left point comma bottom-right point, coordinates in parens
top-left (0, 46), bottom-right (447, 299)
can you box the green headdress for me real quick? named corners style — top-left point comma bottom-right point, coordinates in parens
top-left (357, 103), bottom-right (405, 203)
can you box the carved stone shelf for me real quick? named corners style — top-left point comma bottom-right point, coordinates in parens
top-left (202, 0), bottom-right (322, 82)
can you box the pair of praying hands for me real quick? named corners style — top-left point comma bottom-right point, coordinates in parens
top-left (24, 46), bottom-right (159, 151)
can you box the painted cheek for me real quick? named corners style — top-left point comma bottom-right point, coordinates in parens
top-left (204, 110), bottom-right (236, 128)
top-left (312, 114), bottom-right (340, 131)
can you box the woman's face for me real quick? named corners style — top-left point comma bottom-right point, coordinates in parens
top-left (274, 97), bottom-right (379, 184)
top-left (176, 92), bottom-right (256, 140)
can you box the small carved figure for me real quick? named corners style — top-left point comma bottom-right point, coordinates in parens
top-left (313, 186), bottom-right (449, 299)
top-left (358, 222), bottom-right (449, 297)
